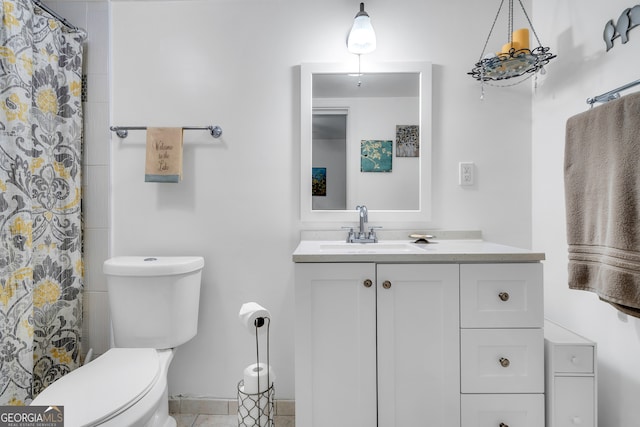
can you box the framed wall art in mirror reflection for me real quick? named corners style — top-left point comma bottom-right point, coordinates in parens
top-left (361, 140), bottom-right (392, 172)
top-left (312, 167), bottom-right (327, 196)
top-left (396, 125), bottom-right (419, 157)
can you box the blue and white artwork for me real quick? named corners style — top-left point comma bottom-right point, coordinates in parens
top-left (361, 140), bottom-right (392, 172)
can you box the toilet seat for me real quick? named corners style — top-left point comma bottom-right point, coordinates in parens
top-left (32, 348), bottom-right (160, 427)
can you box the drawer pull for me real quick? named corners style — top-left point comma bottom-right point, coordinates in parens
top-left (572, 416), bottom-right (582, 424)
top-left (498, 292), bottom-right (510, 301)
top-left (499, 357), bottom-right (511, 368)
top-left (363, 279), bottom-right (372, 288)
top-left (571, 356), bottom-right (580, 364)
top-left (382, 280), bottom-right (392, 289)
top-left (499, 423), bottom-right (509, 427)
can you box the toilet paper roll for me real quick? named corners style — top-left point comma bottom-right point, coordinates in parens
top-left (243, 363), bottom-right (275, 394)
top-left (238, 302), bottom-right (271, 334)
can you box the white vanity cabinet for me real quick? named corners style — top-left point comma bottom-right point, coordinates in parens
top-left (460, 263), bottom-right (545, 427)
top-left (293, 240), bottom-right (546, 427)
top-left (294, 262), bottom-right (460, 427)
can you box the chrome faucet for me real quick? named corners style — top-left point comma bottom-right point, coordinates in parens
top-left (357, 205), bottom-right (368, 238)
top-left (344, 205), bottom-right (380, 243)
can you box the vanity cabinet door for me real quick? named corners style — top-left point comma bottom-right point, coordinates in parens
top-left (377, 264), bottom-right (460, 427)
top-left (294, 263), bottom-right (377, 427)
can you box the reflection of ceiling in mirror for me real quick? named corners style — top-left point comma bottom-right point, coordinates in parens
top-left (313, 73), bottom-right (419, 98)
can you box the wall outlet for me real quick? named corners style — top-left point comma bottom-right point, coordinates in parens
top-left (459, 162), bottom-right (474, 186)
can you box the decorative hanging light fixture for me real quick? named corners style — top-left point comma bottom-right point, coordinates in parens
top-left (468, 0), bottom-right (556, 88)
top-left (347, 3), bottom-right (376, 55)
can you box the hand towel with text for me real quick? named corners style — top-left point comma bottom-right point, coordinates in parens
top-left (145, 127), bottom-right (184, 183)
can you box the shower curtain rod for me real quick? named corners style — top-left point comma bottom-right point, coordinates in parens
top-left (586, 78), bottom-right (640, 106)
top-left (32, 0), bottom-right (82, 32)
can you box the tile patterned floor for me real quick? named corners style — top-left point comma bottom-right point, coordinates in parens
top-left (173, 414), bottom-right (295, 427)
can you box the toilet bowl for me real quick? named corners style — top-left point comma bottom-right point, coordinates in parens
top-left (31, 256), bottom-right (204, 427)
top-left (33, 348), bottom-right (174, 427)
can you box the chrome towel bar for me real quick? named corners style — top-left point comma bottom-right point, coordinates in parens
top-left (586, 78), bottom-right (640, 106)
top-left (109, 125), bottom-right (223, 139)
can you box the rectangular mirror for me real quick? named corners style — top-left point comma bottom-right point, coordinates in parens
top-left (300, 62), bottom-right (432, 222)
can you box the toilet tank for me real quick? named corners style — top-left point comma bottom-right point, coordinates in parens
top-left (103, 256), bottom-right (204, 349)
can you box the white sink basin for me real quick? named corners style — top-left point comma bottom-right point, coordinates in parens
top-left (315, 241), bottom-right (427, 254)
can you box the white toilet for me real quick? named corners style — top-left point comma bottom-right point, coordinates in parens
top-left (32, 256), bottom-right (204, 427)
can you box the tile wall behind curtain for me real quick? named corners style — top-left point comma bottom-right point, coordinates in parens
top-left (43, 0), bottom-right (111, 359)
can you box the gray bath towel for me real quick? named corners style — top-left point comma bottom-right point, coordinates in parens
top-left (565, 92), bottom-right (640, 317)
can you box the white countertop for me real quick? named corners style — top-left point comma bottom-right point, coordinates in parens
top-left (292, 239), bottom-right (545, 263)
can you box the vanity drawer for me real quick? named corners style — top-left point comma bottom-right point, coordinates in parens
top-left (461, 393), bottom-right (544, 427)
top-left (460, 263), bottom-right (543, 328)
top-left (552, 344), bottom-right (594, 374)
top-left (461, 328), bottom-right (544, 393)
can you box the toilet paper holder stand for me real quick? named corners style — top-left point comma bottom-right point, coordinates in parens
top-left (237, 316), bottom-right (274, 427)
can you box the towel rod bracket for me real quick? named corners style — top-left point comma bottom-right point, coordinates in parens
top-left (110, 127), bottom-right (129, 138)
top-left (208, 125), bottom-right (223, 138)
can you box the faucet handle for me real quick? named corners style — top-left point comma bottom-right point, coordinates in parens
top-left (341, 226), bottom-right (355, 243)
top-left (368, 226), bottom-right (382, 242)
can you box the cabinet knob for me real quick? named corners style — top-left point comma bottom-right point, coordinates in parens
top-left (571, 356), bottom-right (580, 364)
top-left (382, 280), bottom-right (392, 289)
top-left (572, 416), bottom-right (582, 424)
top-left (498, 292), bottom-right (510, 301)
top-left (499, 357), bottom-right (511, 368)
top-left (363, 279), bottom-right (373, 288)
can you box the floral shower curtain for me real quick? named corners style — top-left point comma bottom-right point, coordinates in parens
top-left (0, 0), bottom-right (85, 405)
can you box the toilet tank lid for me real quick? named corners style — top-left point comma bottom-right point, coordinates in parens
top-left (104, 256), bottom-right (204, 276)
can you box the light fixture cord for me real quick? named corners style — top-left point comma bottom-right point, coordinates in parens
top-left (478, 0), bottom-right (506, 61)
top-left (508, 0), bottom-right (513, 43)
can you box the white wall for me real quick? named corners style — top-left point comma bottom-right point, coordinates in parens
top-left (532, 1), bottom-right (640, 425)
top-left (314, 96), bottom-right (419, 210)
top-left (110, 0), bottom-right (534, 399)
top-left (349, 97), bottom-right (419, 210)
